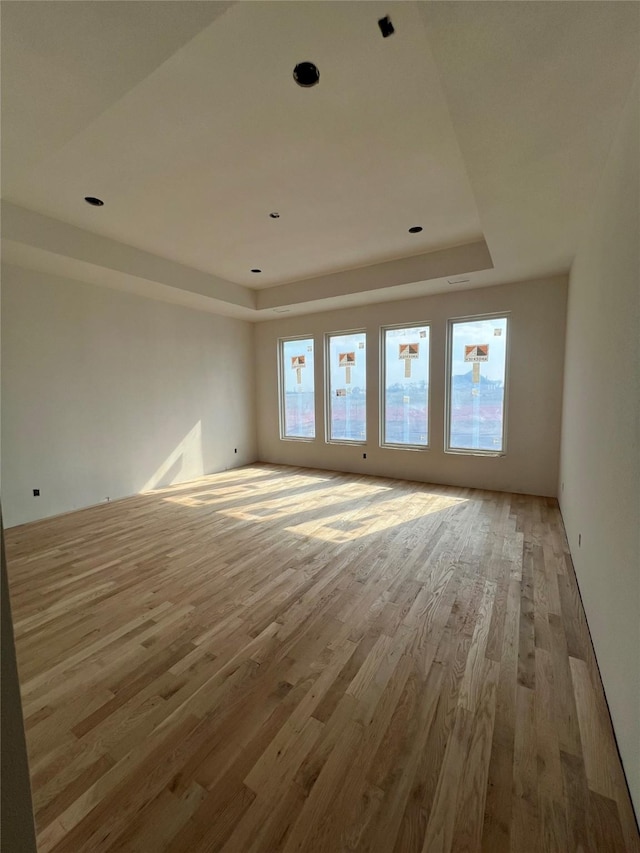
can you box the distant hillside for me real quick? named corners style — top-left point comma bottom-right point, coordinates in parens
top-left (453, 371), bottom-right (502, 388)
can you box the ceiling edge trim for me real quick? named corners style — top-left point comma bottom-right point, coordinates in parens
top-left (1, 203), bottom-right (494, 316)
top-left (256, 239), bottom-right (493, 310)
top-left (1, 201), bottom-right (256, 310)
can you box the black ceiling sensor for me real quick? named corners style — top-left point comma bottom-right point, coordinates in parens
top-left (408, 226), bottom-right (423, 234)
top-left (378, 16), bottom-right (395, 38)
top-left (84, 196), bottom-right (104, 206)
top-left (269, 212), bottom-right (280, 219)
top-left (293, 62), bottom-right (320, 88)
top-left (251, 268), bottom-right (262, 273)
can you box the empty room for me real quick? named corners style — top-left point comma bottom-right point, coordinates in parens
top-left (1, 2), bottom-right (638, 851)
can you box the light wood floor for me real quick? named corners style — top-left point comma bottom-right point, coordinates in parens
top-left (6, 465), bottom-right (639, 853)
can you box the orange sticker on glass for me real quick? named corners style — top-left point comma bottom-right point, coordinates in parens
top-left (399, 343), bottom-right (419, 377)
top-left (464, 344), bottom-right (489, 362)
top-left (399, 343), bottom-right (419, 359)
top-left (291, 355), bottom-right (306, 384)
top-left (339, 352), bottom-right (355, 384)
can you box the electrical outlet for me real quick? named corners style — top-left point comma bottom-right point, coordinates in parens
top-left (362, 453), bottom-right (367, 459)
top-left (33, 488), bottom-right (40, 497)
top-left (578, 533), bottom-right (582, 547)
top-left (234, 448), bottom-right (238, 454)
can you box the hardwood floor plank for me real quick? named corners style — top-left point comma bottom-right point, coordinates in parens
top-left (363, 659), bottom-right (444, 852)
top-left (421, 704), bottom-right (475, 853)
top-left (569, 655), bottom-right (618, 801)
top-left (450, 657), bottom-right (499, 852)
top-left (281, 719), bottom-right (364, 853)
top-left (561, 749), bottom-right (596, 853)
top-left (535, 648), bottom-right (568, 851)
top-left (481, 569), bottom-right (520, 853)
top-left (511, 685), bottom-right (539, 852)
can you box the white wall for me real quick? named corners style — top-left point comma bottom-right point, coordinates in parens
top-left (256, 275), bottom-right (567, 497)
top-left (1, 264), bottom-right (257, 527)
top-left (559, 71), bottom-right (640, 816)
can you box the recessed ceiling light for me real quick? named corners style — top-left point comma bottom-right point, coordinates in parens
top-left (293, 62), bottom-right (320, 88)
top-left (269, 212), bottom-right (280, 219)
top-left (378, 16), bottom-right (395, 38)
top-left (408, 226), bottom-right (423, 234)
top-left (84, 196), bottom-right (104, 207)
top-left (251, 268), bottom-right (262, 274)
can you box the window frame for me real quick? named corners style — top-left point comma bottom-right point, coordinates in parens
top-left (444, 311), bottom-right (510, 457)
top-left (379, 321), bottom-right (431, 451)
top-left (278, 334), bottom-right (317, 442)
top-left (324, 328), bottom-right (368, 445)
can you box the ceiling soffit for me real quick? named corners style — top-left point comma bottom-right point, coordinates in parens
top-left (2, 2), bottom-right (638, 319)
top-left (1, 202), bottom-right (493, 319)
top-left (1, 1), bottom-right (484, 293)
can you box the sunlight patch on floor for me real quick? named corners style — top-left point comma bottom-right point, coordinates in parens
top-left (162, 476), bottom-right (388, 510)
top-left (211, 481), bottom-right (392, 522)
top-left (285, 493), bottom-right (467, 542)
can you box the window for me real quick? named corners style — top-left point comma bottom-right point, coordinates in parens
top-left (447, 315), bottom-right (508, 453)
top-left (382, 324), bottom-right (430, 447)
top-left (327, 331), bottom-right (366, 442)
top-left (279, 337), bottom-right (315, 439)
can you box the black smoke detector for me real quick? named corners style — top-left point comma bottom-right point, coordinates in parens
top-left (408, 226), bottom-right (423, 234)
top-left (84, 196), bottom-right (104, 207)
top-left (293, 62), bottom-right (320, 88)
top-left (378, 16), bottom-right (395, 38)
